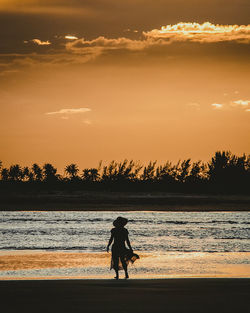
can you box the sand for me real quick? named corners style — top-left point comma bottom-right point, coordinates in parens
top-left (1, 251), bottom-right (249, 279)
top-left (1, 279), bottom-right (249, 313)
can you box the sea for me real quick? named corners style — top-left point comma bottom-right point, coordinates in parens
top-left (0, 211), bottom-right (249, 279)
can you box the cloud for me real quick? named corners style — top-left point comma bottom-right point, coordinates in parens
top-left (46, 108), bottom-right (91, 115)
top-left (211, 99), bottom-right (250, 112)
top-left (65, 22), bottom-right (250, 59)
top-left (231, 99), bottom-right (250, 112)
top-left (232, 100), bottom-right (250, 106)
top-left (66, 36), bottom-right (148, 56)
top-left (32, 39), bottom-right (51, 46)
top-left (2, 21), bottom-right (250, 71)
top-left (65, 35), bottom-right (78, 40)
top-left (144, 22), bottom-right (250, 44)
top-left (211, 103), bottom-right (223, 109)
top-left (65, 36), bottom-right (154, 62)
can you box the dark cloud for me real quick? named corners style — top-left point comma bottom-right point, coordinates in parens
top-left (0, 1), bottom-right (249, 74)
top-left (1, 0), bottom-right (249, 42)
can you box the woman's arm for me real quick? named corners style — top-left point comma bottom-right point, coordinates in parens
top-left (126, 234), bottom-right (133, 251)
top-left (107, 233), bottom-right (114, 252)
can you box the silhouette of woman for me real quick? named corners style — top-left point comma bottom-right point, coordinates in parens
top-left (107, 216), bottom-right (139, 280)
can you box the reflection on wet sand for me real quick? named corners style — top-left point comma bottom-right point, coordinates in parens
top-left (0, 251), bottom-right (249, 279)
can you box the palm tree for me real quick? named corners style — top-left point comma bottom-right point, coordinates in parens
top-left (1, 168), bottom-right (9, 181)
top-left (43, 163), bottom-right (57, 182)
top-left (82, 168), bottom-right (100, 182)
top-left (65, 164), bottom-right (79, 180)
top-left (22, 166), bottom-right (34, 182)
top-left (9, 164), bottom-right (22, 181)
top-left (32, 163), bottom-right (43, 181)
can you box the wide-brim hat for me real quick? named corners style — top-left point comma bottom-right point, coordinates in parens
top-left (113, 216), bottom-right (128, 227)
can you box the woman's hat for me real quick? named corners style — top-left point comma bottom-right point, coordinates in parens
top-left (113, 216), bottom-right (128, 227)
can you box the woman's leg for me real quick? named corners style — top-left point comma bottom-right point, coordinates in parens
top-left (120, 256), bottom-right (129, 278)
top-left (112, 254), bottom-right (119, 279)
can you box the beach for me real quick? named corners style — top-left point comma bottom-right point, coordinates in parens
top-left (1, 278), bottom-right (249, 313)
top-left (1, 210), bottom-right (249, 312)
top-left (1, 211), bottom-right (249, 280)
top-left (1, 250), bottom-right (249, 279)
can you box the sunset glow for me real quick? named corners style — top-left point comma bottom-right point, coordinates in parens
top-left (0, 0), bottom-right (249, 170)
top-left (144, 22), bottom-right (250, 42)
top-left (32, 39), bottom-right (51, 45)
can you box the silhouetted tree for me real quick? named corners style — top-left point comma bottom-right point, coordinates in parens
top-left (126, 161), bottom-right (143, 182)
top-left (208, 151), bottom-right (231, 182)
top-left (0, 151), bottom-right (249, 194)
top-left (22, 166), bottom-right (34, 182)
top-left (82, 168), bottom-right (100, 182)
top-left (141, 161), bottom-right (157, 181)
top-left (208, 151), bottom-right (250, 192)
top-left (65, 164), bottom-right (79, 180)
top-left (177, 159), bottom-right (191, 183)
top-left (9, 164), bottom-right (22, 181)
top-left (1, 168), bottom-right (9, 181)
top-left (32, 164), bottom-right (43, 181)
top-left (102, 161), bottom-right (118, 182)
top-left (245, 155), bottom-right (250, 171)
top-left (101, 160), bottom-right (142, 183)
top-left (155, 162), bottom-right (177, 184)
top-left (43, 163), bottom-right (57, 182)
top-left (187, 161), bottom-right (208, 183)
top-left (115, 160), bottom-right (142, 182)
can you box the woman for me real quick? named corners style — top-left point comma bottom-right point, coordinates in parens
top-left (107, 216), bottom-right (139, 280)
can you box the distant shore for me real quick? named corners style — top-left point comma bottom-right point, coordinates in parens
top-left (1, 279), bottom-right (249, 313)
top-left (0, 192), bottom-right (249, 211)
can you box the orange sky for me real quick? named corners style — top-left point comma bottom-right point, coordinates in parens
top-left (0, 1), bottom-right (249, 171)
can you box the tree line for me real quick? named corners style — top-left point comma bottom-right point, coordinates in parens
top-left (0, 151), bottom-right (249, 194)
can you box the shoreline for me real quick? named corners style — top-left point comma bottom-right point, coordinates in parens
top-left (1, 251), bottom-right (249, 280)
top-left (1, 205), bottom-right (249, 211)
top-left (0, 192), bottom-right (249, 211)
top-left (1, 278), bottom-right (249, 313)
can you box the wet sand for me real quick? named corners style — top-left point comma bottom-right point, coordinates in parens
top-left (1, 251), bottom-right (249, 279)
top-left (1, 279), bottom-right (249, 313)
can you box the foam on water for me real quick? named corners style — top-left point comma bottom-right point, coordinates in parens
top-left (0, 211), bottom-right (249, 252)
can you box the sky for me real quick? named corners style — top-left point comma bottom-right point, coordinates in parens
top-left (0, 0), bottom-right (250, 171)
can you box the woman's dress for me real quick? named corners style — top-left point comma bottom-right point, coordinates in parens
top-left (110, 227), bottom-right (139, 270)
